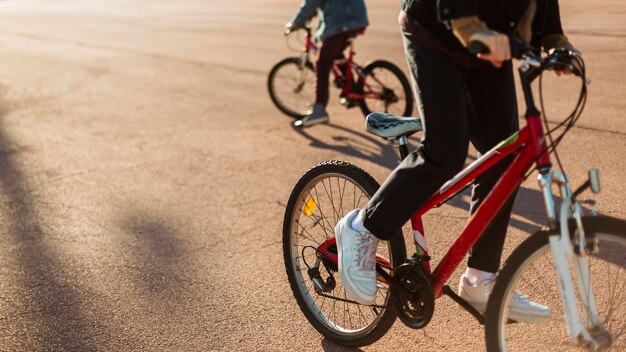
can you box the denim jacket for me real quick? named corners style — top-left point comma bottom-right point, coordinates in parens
top-left (290, 0), bottom-right (369, 41)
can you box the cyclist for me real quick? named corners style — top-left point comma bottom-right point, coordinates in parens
top-left (335, 0), bottom-right (580, 323)
top-left (286, 0), bottom-right (368, 128)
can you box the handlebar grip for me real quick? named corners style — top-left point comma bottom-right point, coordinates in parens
top-left (468, 39), bottom-right (534, 59)
top-left (468, 41), bottom-right (490, 55)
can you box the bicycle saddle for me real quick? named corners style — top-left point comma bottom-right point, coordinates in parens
top-left (365, 112), bottom-right (423, 139)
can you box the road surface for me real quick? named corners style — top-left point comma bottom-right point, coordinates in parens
top-left (0, 0), bottom-right (624, 351)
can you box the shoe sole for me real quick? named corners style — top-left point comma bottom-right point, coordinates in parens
top-left (462, 297), bottom-right (551, 324)
top-left (293, 117), bottom-right (329, 128)
top-left (507, 310), bottom-right (552, 324)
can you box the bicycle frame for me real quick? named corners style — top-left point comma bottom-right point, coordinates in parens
top-left (308, 54), bottom-right (554, 297)
top-left (302, 30), bottom-right (387, 103)
top-left (402, 55), bottom-right (605, 346)
top-left (412, 107), bottom-right (549, 297)
top-left (309, 56), bottom-right (554, 296)
top-left (292, 37), bottom-right (607, 346)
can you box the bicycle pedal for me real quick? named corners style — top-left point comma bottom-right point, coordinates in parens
top-left (340, 97), bottom-right (356, 108)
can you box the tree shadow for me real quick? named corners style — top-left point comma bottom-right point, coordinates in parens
top-left (117, 209), bottom-right (192, 299)
top-left (0, 87), bottom-right (100, 350)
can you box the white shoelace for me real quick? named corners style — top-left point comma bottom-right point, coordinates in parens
top-left (353, 232), bottom-right (378, 272)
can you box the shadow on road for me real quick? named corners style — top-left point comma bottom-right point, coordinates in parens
top-left (292, 121), bottom-right (415, 170)
top-left (117, 209), bottom-right (192, 298)
top-left (290, 121), bottom-right (598, 235)
top-left (0, 87), bottom-right (100, 350)
top-left (445, 186), bottom-right (546, 235)
top-left (321, 338), bottom-right (364, 351)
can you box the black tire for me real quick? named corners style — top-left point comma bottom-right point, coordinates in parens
top-left (357, 60), bottom-right (413, 118)
top-left (486, 216), bottom-right (626, 351)
top-left (268, 57), bottom-right (315, 119)
top-left (283, 160), bottom-right (406, 347)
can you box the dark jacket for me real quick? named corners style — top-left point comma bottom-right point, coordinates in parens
top-left (401, 0), bottom-right (565, 51)
top-left (290, 0), bottom-right (369, 41)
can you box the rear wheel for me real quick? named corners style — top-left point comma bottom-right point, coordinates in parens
top-left (357, 60), bottom-right (413, 117)
top-left (268, 57), bottom-right (315, 119)
top-left (283, 160), bottom-right (406, 347)
top-left (486, 216), bottom-right (626, 351)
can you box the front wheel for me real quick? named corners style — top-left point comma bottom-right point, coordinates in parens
top-left (356, 60), bottom-right (413, 117)
top-left (283, 160), bottom-right (406, 347)
top-left (267, 57), bottom-right (316, 119)
top-left (486, 216), bottom-right (626, 351)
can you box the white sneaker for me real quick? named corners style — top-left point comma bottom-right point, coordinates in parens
top-left (335, 209), bottom-right (379, 305)
top-left (293, 103), bottom-right (329, 128)
top-left (459, 276), bottom-right (552, 323)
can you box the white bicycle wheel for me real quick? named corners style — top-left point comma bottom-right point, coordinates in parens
top-left (486, 216), bottom-right (626, 351)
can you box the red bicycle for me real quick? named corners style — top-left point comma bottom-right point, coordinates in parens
top-left (267, 27), bottom-right (413, 119)
top-left (282, 41), bottom-right (626, 350)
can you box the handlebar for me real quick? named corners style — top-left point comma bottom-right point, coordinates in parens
top-left (468, 38), bottom-right (582, 77)
top-left (467, 40), bottom-right (489, 55)
top-left (468, 38), bottom-right (535, 60)
top-left (284, 26), bottom-right (312, 37)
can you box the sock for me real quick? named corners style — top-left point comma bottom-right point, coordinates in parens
top-left (350, 208), bottom-right (370, 233)
top-left (464, 267), bottom-right (495, 286)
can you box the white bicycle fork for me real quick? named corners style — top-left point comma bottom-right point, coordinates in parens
top-left (544, 170), bottom-right (608, 349)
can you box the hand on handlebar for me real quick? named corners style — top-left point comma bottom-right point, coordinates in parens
top-left (468, 31), bottom-right (511, 68)
top-left (549, 47), bottom-right (582, 77)
top-left (284, 23), bottom-right (298, 35)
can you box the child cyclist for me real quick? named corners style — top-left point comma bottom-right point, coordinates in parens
top-left (335, 0), bottom-right (579, 323)
top-left (286, 0), bottom-right (368, 127)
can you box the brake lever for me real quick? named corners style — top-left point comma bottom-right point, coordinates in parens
top-left (553, 64), bottom-right (592, 85)
top-left (545, 54), bottom-right (591, 84)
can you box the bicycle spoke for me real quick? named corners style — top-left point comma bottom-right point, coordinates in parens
top-left (322, 178), bottom-right (340, 225)
top-left (489, 227), bottom-right (626, 350)
top-left (335, 177), bottom-right (344, 218)
top-left (270, 58), bottom-right (315, 117)
top-left (297, 204), bottom-right (331, 241)
top-left (312, 186), bottom-right (339, 237)
top-left (285, 162), bottom-right (398, 341)
top-left (359, 64), bottom-right (410, 116)
top-left (309, 185), bottom-right (335, 238)
top-left (294, 218), bottom-right (322, 246)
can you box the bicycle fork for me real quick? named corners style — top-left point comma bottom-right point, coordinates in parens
top-left (293, 52), bottom-right (311, 93)
top-left (540, 169), bottom-right (610, 349)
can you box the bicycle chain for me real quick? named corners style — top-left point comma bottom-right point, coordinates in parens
top-left (314, 266), bottom-right (387, 308)
top-left (315, 291), bottom-right (386, 309)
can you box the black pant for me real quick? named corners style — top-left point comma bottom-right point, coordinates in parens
top-left (362, 33), bottom-right (519, 273)
top-left (315, 30), bottom-right (360, 106)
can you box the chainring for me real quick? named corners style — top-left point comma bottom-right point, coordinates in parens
top-left (393, 263), bottom-right (435, 329)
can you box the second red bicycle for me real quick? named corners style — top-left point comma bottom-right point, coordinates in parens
top-left (268, 27), bottom-right (413, 120)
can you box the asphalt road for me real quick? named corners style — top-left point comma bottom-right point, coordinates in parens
top-left (0, 0), bottom-right (624, 351)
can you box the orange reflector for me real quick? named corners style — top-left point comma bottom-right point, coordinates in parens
top-left (303, 198), bottom-right (317, 217)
